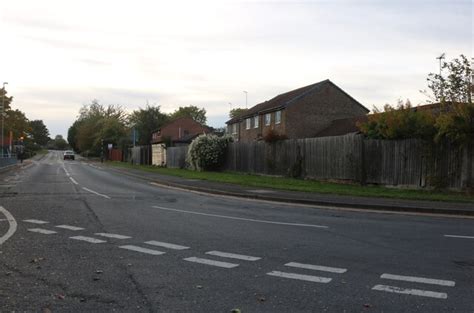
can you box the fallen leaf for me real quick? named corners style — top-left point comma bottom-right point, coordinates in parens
top-left (57, 294), bottom-right (65, 300)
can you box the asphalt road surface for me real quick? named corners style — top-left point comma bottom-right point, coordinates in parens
top-left (0, 151), bottom-right (473, 312)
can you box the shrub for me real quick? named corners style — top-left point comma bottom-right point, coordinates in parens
top-left (186, 134), bottom-right (233, 171)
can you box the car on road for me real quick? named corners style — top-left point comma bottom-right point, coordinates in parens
top-left (63, 150), bottom-right (75, 160)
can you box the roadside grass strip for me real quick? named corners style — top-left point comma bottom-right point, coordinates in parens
top-left (28, 228), bottom-right (57, 235)
top-left (205, 251), bottom-right (261, 261)
top-left (444, 234), bottom-right (474, 240)
top-left (184, 257), bottom-right (239, 269)
top-left (69, 236), bottom-right (106, 244)
top-left (95, 233), bottom-right (132, 239)
top-left (267, 271), bottom-right (332, 283)
top-left (23, 219), bottom-right (49, 224)
top-left (144, 240), bottom-right (190, 250)
top-left (285, 262), bottom-right (347, 274)
top-left (55, 225), bottom-right (85, 231)
top-left (119, 245), bottom-right (165, 255)
top-left (372, 285), bottom-right (448, 299)
top-left (380, 273), bottom-right (455, 287)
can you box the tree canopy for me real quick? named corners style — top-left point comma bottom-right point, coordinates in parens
top-left (29, 120), bottom-right (50, 146)
top-left (129, 105), bottom-right (168, 145)
top-left (229, 108), bottom-right (248, 119)
top-left (170, 105), bottom-right (207, 125)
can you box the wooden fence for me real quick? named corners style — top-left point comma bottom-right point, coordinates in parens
top-left (166, 135), bottom-right (473, 189)
top-left (166, 145), bottom-right (188, 168)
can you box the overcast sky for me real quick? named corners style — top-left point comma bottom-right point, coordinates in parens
top-left (0, 0), bottom-right (471, 138)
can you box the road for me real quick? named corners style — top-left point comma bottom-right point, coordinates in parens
top-left (0, 151), bottom-right (473, 312)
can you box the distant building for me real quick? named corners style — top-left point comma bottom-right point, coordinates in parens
top-left (226, 79), bottom-right (369, 142)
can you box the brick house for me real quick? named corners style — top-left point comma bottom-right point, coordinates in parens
top-left (226, 79), bottom-right (369, 142)
top-left (150, 117), bottom-right (210, 166)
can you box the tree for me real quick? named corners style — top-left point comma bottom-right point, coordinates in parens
top-left (170, 105), bottom-right (207, 125)
top-left (28, 120), bottom-right (50, 146)
top-left (435, 102), bottom-right (474, 146)
top-left (0, 87), bottom-right (13, 111)
top-left (51, 135), bottom-right (69, 150)
top-left (229, 108), bottom-right (248, 119)
top-left (5, 109), bottom-right (31, 140)
top-left (425, 54), bottom-right (472, 104)
top-left (129, 105), bottom-right (169, 145)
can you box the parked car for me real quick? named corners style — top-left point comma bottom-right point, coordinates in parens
top-left (63, 150), bottom-right (75, 160)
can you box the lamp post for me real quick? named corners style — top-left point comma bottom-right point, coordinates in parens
top-left (1, 82), bottom-right (8, 158)
top-left (243, 91), bottom-right (248, 109)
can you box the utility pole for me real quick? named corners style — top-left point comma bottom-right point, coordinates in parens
top-left (1, 82), bottom-right (8, 158)
top-left (243, 91), bottom-right (248, 108)
top-left (436, 53), bottom-right (445, 102)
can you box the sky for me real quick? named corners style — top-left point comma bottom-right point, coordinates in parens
top-left (0, 0), bottom-right (471, 138)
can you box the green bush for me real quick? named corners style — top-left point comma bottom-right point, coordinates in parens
top-left (186, 135), bottom-right (233, 171)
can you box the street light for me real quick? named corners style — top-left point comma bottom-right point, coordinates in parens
top-left (1, 82), bottom-right (8, 158)
top-left (243, 91), bottom-right (248, 109)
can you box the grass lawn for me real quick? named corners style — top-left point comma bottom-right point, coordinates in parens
top-left (108, 161), bottom-right (474, 203)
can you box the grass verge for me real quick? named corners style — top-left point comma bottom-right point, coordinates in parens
top-left (108, 161), bottom-right (473, 203)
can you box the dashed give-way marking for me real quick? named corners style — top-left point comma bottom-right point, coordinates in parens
top-left (119, 245), bottom-right (165, 255)
top-left (28, 228), bottom-right (57, 235)
top-left (444, 234), bottom-right (474, 240)
top-left (380, 273), bottom-right (455, 287)
top-left (205, 250), bottom-right (261, 261)
top-left (55, 225), bottom-right (84, 231)
top-left (95, 233), bottom-right (131, 239)
top-left (285, 262), bottom-right (347, 274)
top-left (23, 219), bottom-right (49, 224)
top-left (267, 271), bottom-right (332, 283)
top-left (184, 257), bottom-right (239, 268)
top-left (0, 206), bottom-right (17, 245)
top-left (144, 240), bottom-right (190, 250)
top-left (70, 236), bottom-right (106, 244)
top-left (82, 187), bottom-right (111, 199)
top-left (372, 284), bottom-right (447, 299)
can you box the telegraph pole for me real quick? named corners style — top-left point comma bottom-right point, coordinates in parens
top-left (1, 82), bottom-right (8, 158)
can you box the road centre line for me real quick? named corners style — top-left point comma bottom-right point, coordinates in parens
top-left (28, 228), bottom-right (57, 235)
top-left (267, 271), bottom-right (332, 283)
top-left (184, 257), bottom-right (239, 268)
top-left (152, 206), bottom-right (328, 229)
top-left (285, 262), bottom-right (347, 274)
top-left (119, 245), bottom-right (165, 255)
top-left (372, 284), bottom-right (447, 299)
top-left (205, 250), bottom-right (261, 261)
top-left (23, 219), bottom-right (49, 224)
top-left (95, 233), bottom-right (131, 239)
top-left (69, 177), bottom-right (79, 185)
top-left (82, 187), bottom-right (111, 199)
top-left (0, 206), bottom-right (17, 245)
top-left (380, 273), bottom-right (455, 287)
top-left (55, 225), bottom-right (84, 231)
top-left (444, 234), bottom-right (474, 240)
top-left (144, 240), bottom-right (190, 250)
top-left (70, 236), bottom-right (106, 244)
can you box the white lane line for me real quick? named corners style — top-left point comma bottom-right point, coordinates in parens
top-left (285, 262), bottom-right (347, 274)
top-left (205, 250), bottom-right (261, 261)
top-left (152, 206), bottom-right (328, 229)
top-left (183, 257), bottom-right (239, 268)
top-left (0, 206), bottom-right (17, 245)
top-left (144, 240), bottom-right (190, 250)
top-left (95, 233), bottom-right (132, 239)
top-left (28, 228), bottom-right (57, 235)
top-left (119, 245), bottom-right (165, 255)
top-left (372, 284), bottom-right (448, 299)
top-left (82, 187), bottom-right (111, 199)
top-left (69, 236), bottom-right (106, 244)
top-left (69, 177), bottom-right (79, 185)
top-left (267, 271), bottom-right (332, 283)
top-left (55, 225), bottom-right (84, 231)
top-left (23, 219), bottom-right (49, 224)
top-left (380, 273), bottom-right (455, 287)
top-left (444, 234), bottom-right (474, 240)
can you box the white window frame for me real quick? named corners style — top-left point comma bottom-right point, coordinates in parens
top-left (246, 118), bottom-right (251, 130)
top-left (254, 116), bottom-right (259, 128)
top-left (275, 110), bottom-right (281, 124)
top-left (232, 123), bottom-right (237, 135)
top-left (265, 113), bottom-right (271, 126)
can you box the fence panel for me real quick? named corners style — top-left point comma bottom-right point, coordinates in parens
top-left (166, 146), bottom-right (188, 168)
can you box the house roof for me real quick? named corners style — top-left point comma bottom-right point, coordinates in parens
top-left (226, 79), bottom-right (368, 124)
top-left (314, 115), bottom-right (368, 137)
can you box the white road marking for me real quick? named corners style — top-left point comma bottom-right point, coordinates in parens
top-left (28, 228), bottom-right (57, 235)
top-left (69, 177), bottom-right (79, 185)
top-left (23, 219), bottom-right (49, 224)
top-left (144, 240), bottom-right (190, 250)
top-left (183, 257), bottom-right (239, 268)
top-left (69, 236), bottom-right (106, 243)
top-left (205, 250), bottom-right (261, 261)
top-left (95, 233), bottom-right (131, 239)
top-left (444, 234), bottom-right (474, 240)
top-left (380, 273), bottom-right (455, 287)
top-left (55, 225), bottom-right (84, 231)
top-left (267, 271), bottom-right (332, 283)
top-left (0, 206), bottom-right (17, 245)
top-left (285, 262), bottom-right (347, 274)
top-left (372, 284), bottom-right (448, 299)
top-left (152, 206), bottom-right (328, 229)
top-left (119, 245), bottom-right (165, 255)
top-left (82, 187), bottom-right (111, 199)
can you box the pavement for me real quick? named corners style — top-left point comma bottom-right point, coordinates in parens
top-left (100, 162), bottom-right (474, 217)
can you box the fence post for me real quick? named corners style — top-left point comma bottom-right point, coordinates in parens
top-left (359, 135), bottom-right (366, 185)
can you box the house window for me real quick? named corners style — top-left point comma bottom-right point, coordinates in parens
top-left (265, 113), bottom-right (271, 126)
top-left (232, 123), bottom-right (237, 134)
top-left (246, 118), bottom-right (251, 130)
top-left (254, 116), bottom-right (259, 128)
top-left (275, 110), bottom-right (281, 124)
